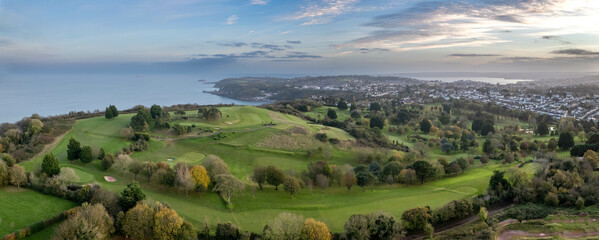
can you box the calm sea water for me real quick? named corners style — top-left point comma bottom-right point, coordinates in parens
top-left (413, 76), bottom-right (532, 84)
top-left (0, 74), bottom-right (265, 124)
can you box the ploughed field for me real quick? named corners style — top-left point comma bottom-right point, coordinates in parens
top-left (19, 106), bottom-right (522, 232)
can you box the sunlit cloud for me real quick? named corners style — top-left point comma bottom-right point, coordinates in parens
top-left (338, 0), bottom-right (599, 53)
top-left (290, 0), bottom-right (359, 25)
top-left (250, 0), bottom-right (269, 5)
top-left (225, 14), bottom-right (238, 24)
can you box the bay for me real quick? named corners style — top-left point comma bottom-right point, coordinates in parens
top-left (0, 74), bottom-right (265, 124)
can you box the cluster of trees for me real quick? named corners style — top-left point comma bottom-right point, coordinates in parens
top-left (104, 105), bottom-right (119, 119)
top-left (0, 156), bottom-right (27, 188)
top-left (198, 107), bottom-right (223, 121)
top-left (66, 138), bottom-right (95, 163)
top-left (0, 115), bottom-right (72, 162)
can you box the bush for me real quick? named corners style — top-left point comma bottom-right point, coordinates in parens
top-left (133, 132), bottom-right (151, 141)
top-left (315, 133), bottom-right (327, 142)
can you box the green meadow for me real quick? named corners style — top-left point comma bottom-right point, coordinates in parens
top-left (0, 187), bottom-right (76, 235)
top-left (17, 105), bottom-right (532, 232)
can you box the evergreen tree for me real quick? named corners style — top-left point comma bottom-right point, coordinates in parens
top-left (337, 100), bottom-right (348, 110)
top-left (42, 153), bottom-right (60, 177)
top-left (105, 107), bottom-right (114, 119)
top-left (67, 137), bottom-right (82, 160)
top-left (558, 132), bottom-right (575, 150)
top-left (119, 181), bottom-right (146, 211)
top-left (327, 109), bottom-right (337, 120)
top-left (109, 105), bottom-right (119, 117)
top-left (420, 119), bottom-right (432, 133)
top-left (80, 146), bottom-right (93, 163)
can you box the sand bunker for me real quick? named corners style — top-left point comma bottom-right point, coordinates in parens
top-left (167, 158), bottom-right (174, 161)
top-left (104, 176), bottom-right (116, 182)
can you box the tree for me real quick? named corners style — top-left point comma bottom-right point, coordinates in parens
top-left (478, 207), bottom-right (488, 223)
top-left (67, 137), bottom-right (82, 160)
top-left (129, 161), bottom-right (142, 179)
top-left (213, 174), bottom-right (245, 205)
top-left (438, 113), bottom-right (451, 125)
top-left (172, 123), bottom-right (186, 135)
top-left (80, 145), bottom-right (93, 163)
top-left (301, 218), bottom-right (331, 240)
top-left (119, 181), bottom-right (146, 211)
top-left (536, 123), bottom-right (549, 136)
top-left (356, 171), bottom-right (376, 192)
top-left (472, 119), bottom-right (484, 132)
top-left (190, 165), bottom-right (210, 192)
top-left (90, 189), bottom-right (122, 217)
top-left (54, 203), bottom-right (114, 240)
top-left (175, 166), bottom-right (195, 197)
top-left (547, 138), bottom-right (558, 151)
top-left (382, 162), bottom-right (402, 182)
top-left (420, 119), bottom-right (432, 134)
top-left (0, 161), bottom-right (8, 186)
top-left (401, 207), bottom-right (432, 231)
top-left (8, 165), bottom-right (26, 188)
top-left (483, 139), bottom-right (494, 154)
top-left (150, 104), bottom-right (163, 119)
top-left (315, 174), bottom-right (329, 192)
top-left (266, 165), bottom-right (286, 190)
top-left (264, 212), bottom-right (305, 240)
top-left (153, 206), bottom-right (185, 240)
top-left (412, 161), bottom-right (435, 184)
top-left (327, 109), bottom-right (337, 120)
top-left (337, 100), bottom-right (348, 110)
top-left (342, 171), bottom-right (357, 192)
top-left (105, 106), bottom-right (114, 119)
top-left (558, 132), bottom-right (575, 150)
top-left (284, 176), bottom-right (302, 199)
top-left (343, 214), bottom-right (370, 240)
top-left (102, 153), bottom-right (116, 170)
top-left (215, 222), bottom-right (240, 240)
top-left (369, 115), bottom-right (385, 129)
top-left (369, 102), bottom-right (382, 111)
top-left (368, 161), bottom-right (381, 178)
top-left (140, 161), bottom-right (157, 182)
top-left (123, 202), bottom-right (155, 240)
top-left (98, 148), bottom-right (106, 160)
top-left (109, 105), bottom-right (119, 117)
top-left (42, 153), bottom-right (60, 177)
top-left (252, 166), bottom-right (268, 190)
top-left (203, 155), bottom-right (230, 179)
top-left (481, 123), bottom-right (495, 136)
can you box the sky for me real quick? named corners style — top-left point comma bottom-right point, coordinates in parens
top-left (1, 0), bottom-right (599, 77)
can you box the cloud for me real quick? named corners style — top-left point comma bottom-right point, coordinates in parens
top-left (541, 35), bottom-right (572, 45)
top-left (250, 0), bottom-right (269, 5)
top-left (287, 40), bottom-right (302, 44)
top-left (251, 43), bottom-right (292, 51)
top-left (551, 48), bottom-right (599, 56)
top-left (216, 42), bottom-right (248, 47)
top-left (290, 0), bottom-right (359, 25)
top-left (500, 56), bottom-right (545, 61)
top-left (338, 0), bottom-right (599, 51)
top-left (359, 48), bottom-right (390, 54)
top-left (283, 52), bottom-right (322, 59)
top-left (225, 15), bottom-right (238, 24)
top-left (448, 54), bottom-right (501, 57)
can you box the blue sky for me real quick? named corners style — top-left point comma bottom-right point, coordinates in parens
top-left (1, 0), bottom-right (598, 76)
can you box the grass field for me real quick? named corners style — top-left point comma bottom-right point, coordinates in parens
top-left (15, 105), bottom-right (528, 233)
top-left (0, 187), bottom-right (76, 236)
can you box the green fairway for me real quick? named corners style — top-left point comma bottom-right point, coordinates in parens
top-left (0, 187), bottom-right (77, 236)
top-left (15, 105), bottom-right (524, 233)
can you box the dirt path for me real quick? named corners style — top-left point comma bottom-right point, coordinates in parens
top-left (151, 125), bottom-right (275, 141)
top-left (30, 132), bottom-right (68, 160)
top-left (496, 218), bottom-right (599, 240)
top-left (406, 204), bottom-right (513, 240)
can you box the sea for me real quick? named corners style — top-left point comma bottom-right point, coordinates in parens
top-left (410, 76), bottom-right (532, 84)
top-left (0, 74), bottom-right (265, 124)
top-left (0, 74), bottom-right (534, 124)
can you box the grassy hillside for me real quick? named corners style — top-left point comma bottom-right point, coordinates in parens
top-left (17, 105), bottom-right (527, 232)
top-left (0, 187), bottom-right (76, 235)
